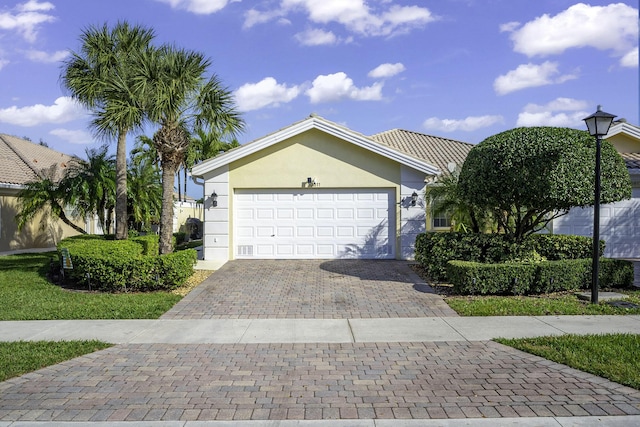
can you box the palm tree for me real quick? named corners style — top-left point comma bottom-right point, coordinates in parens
top-left (61, 21), bottom-right (155, 240)
top-left (15, 165), bottom-right (86, 235)
top-left (127, 152), bottom-right (162, 232)
top-left (425, 170), bottom-right (493, 233)
top-left (135, 45), bottom-right (244, 254)
top-left (66, 145), bottom-right (116, 233)
top-left (183, 127), bottom-right (240, 198)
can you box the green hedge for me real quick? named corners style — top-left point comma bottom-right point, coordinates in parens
top-left (415, 232), bottom-right (603, 282)
top-left (447, 258), bottom-right (634, 295)
top-left (58, 235), bottom-right (196, 292)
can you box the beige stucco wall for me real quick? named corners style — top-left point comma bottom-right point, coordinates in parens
top-left (0, 194), bottom-right (83, 253)
top-left (229, 129), bottom-right (400, 188)
top-left (608, 133), bottom-right (640, 153)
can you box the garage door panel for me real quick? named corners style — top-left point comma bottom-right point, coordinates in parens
top-left (337, 226), bottom-right (354, 237)
top-left (235, 189), bottom-right (395, 259)
top-left (297, 226), bottom-right (314, 237)
top-left (317, 226), bottom-right (334, 237)
top-left (276, 244), bottom-right (294, 256)
top-left (317, 245), bottom-right (335, 256)
top-left (256, 226), bottom-right (274, 237)
top-left (276, 208), bottom-right (294, 219)
top-left (556, 196), bottom-right (640, 258)
top-left (256, 245), bottom-right (274, 256)
top-left (357, 208), bottom-right (374, 219)
top-left (297, 208), bottom-right (314, 219)
top-left (337, 209), bottom-right (354, 219)
top-left (317, 208), bottom-right (334, 219)
top-left (237, 208), bottom-right (254, 220)
top-left (277, 226), bottom-right (294, 237)
top-left (237, 226), bottom-right (254, 238)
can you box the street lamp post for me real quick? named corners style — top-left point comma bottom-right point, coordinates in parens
top-left (583, 105), bottom-right (616, 304)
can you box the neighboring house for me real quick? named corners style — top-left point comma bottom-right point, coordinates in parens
top-left (553, 120), bottom-right (640, 259)
top-left (0, 134), bottom-right (85, 253)
top-left (192, 114), bottom-right (473, 268)
top-left (174, 194), bottom-right (203, 237)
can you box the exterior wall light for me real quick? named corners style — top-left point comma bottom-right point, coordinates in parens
top-left (583, 105), bottom-right (616, 304)
top-left (411, 192), bottom-right (418, 207)
top-left (210, 191), bottom-right (218, 208)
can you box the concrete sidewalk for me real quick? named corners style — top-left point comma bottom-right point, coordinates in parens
top-left (1, 315), bottom-right (640, 344)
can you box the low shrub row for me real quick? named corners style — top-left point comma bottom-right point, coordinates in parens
top-left (415, 232), bottom-right (604, 282)
top-left (58, 235), bottom-right (196, 292)
top-left (447, 258), bottom-right (634, 295)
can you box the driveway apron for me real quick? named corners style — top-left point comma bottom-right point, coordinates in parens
top-left (162, 259), bottom-right (457, 319)
top-left (0, 260), bottom-right (639, 423)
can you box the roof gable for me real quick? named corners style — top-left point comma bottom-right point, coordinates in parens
top-left (192, 115), bottom-right (441, 177)
top-left (0, 134), bottom-right (74, 187)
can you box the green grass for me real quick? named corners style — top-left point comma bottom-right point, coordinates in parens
top-left (0, 340), bottom-right (112, 382)
top-left (0, 252), bottom-right (182, 320)
top-left (445, 289), bottom-right (640, 316)
top-left (496, 334), bottom-right (640, 390)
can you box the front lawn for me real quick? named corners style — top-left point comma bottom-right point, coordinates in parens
top-left (497, 334), bottom-right (640, 390)
top-left (0, 252), bottom-right (183, 320)
top-left (0, 340), bottom-right (112, 382)
top-left (444, 289), bottom-right (640, 316)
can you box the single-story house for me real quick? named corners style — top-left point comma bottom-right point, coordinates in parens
top-left (191, 114), bottom-right (473, 268)
top-left (0, 133), bottom-right (85, 253)
top-left (553, 120), bottom-right (640, 259)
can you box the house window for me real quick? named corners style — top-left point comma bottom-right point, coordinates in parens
top-left (431, 199), bottom-right (451, 229)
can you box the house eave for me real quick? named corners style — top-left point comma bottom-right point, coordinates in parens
top-left (607, 122), bottom-right (640, 140)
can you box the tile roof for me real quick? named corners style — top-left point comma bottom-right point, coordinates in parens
top-left (370, 129), bottom-right (474, 175)
top-left (0, 134), bottom-right (74, 186)
top-left (621, 153), bottom-right (640, 171)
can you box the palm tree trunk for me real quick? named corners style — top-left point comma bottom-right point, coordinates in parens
top-left (115, 130), bottom-right (128, 239)
top-left (57, 207), bottom-right (87, 235)
top-left (159, 159), bottom-right (178, 255)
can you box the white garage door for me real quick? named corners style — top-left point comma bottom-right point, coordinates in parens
top-left (235, 189), bottom-right (395, 259)
top-left (554, 187), bottom-right (640, 259)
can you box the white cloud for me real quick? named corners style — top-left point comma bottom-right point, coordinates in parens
top-left (505, 3), bottom-right (638, 58)
top-left (0, 58), bottom-right (9, 70)
top-left (49, 128), bottom-right (93, 145)
top-left (17, 0), bottom-right (54, 12)
top-left (247, 0), bottom-right (437, 37)
top-left (423, 115), bottom-right (504, 132)
top-left (234, 77), bottom-right (301, 112)
top-left (499, 21), bottom-right (520, 33)
top-left (25, 49), bottom-right (68, 63)
top-left (244, 8), bottom-right (289, 29)
top-left (294, 28), bottom-right (338, 46)
top-left (0, 96), bottom-right (85, 126)
top-left (368, 62), bottom-right (405, 79)
top-left (516, 97), bottom-right (590, 127)
top-left (494, 61), bottom-right (577, 95)
top-left (0, 0), bottom-right (56, 42)
top-left (154, 0), bottom-right (233, 15)
top-left (306, 72), bottom-right (383, 104)
top-left (620, 49), bottom-right (638, 68)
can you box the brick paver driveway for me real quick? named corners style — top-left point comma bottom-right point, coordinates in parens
top-left (0, 259), bottom-right (639, 422)
top-left (163, 259), bottom-right (458, 319)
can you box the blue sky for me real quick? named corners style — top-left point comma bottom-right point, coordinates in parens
top-left (0, 0), bottom-right (638, 161)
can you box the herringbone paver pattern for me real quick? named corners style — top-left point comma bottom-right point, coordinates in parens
top-left (163, 260), bottom-right (457, 319)
top-left (1, 341), bottom-right (638, 422)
